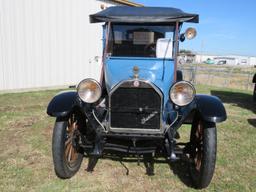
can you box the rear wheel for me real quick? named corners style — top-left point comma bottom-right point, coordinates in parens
top-left (189, 118), bottom-right (217, 189)
top-left (52, 114), bottom-right (83, 179)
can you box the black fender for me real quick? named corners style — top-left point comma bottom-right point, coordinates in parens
top-left (253, 74), bottom-right (256, 101)
top-left (47, 91), bottom-right (79, 117)
top-left (253, 73), bottom-right (256, 83)
top-left (195, 94), bottom-right (227, 123)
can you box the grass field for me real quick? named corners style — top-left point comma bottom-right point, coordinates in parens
top-left (0, 85), bottom-right (255, 192)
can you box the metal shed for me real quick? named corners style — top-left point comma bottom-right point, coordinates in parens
top-left (0, 0), bottom-right (141, 92)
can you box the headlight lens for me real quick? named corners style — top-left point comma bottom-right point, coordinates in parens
top-left (77, 79), bottom-right (102, 103)
top-left (170, 81), bottom-right (195, 106)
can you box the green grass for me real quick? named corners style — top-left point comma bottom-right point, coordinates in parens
top-left (0, 86), bottom-right (255, 192)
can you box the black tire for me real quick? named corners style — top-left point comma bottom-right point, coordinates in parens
top-left (52, 116), bottom-right (83, 179)
top-left (189, 119), bottom-right (217, 189)
top-left (253, 84), bottom-right (256, 102)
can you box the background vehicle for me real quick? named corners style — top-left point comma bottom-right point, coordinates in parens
top-left (217, 60), bottom-right (227, 65)
top-left (47, 6), bottom-right (227, 189)
top-left (204, 58), bottom-right (215, 64)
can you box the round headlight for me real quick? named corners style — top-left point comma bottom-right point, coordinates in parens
top-left (185, 27), bottom-right (197, 40)
top-left (170, 81), bottom-right (195, 106)
top-left (77, 79), bottom-right (102, 103)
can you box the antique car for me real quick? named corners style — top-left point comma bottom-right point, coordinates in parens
top-left (47, 6), bottom-right (227, 189)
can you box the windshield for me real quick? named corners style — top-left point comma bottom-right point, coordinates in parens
top-left (107, 24), bottom-right (175, 58)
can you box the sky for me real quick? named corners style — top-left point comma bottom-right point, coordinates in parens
top-left (134, 0), bottom-right (256, 56)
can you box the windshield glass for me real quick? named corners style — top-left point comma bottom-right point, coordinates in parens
top-left (107, 24), bottom-right (175, 58)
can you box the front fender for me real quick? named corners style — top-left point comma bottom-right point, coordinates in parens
top-left (195, 94), bottom-right (227, 123)
top-left (47, 91), bottom-right (79, 117)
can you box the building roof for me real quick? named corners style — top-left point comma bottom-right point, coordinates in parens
top-left (90, 6), bottom-right (199, 23)
top-left (111, 0), bottom-right (143, 7)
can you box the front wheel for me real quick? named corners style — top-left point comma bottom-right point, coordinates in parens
top-left (52, 115), bottom-right (83, 179)
top-left (189, 119), bottom-right (217, 189)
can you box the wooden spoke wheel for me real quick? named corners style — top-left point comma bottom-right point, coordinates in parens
top-left (64, 116), bottom-right (81, 169)
top-left (192, 120), bottom-right (203, 172)
top-left (189, 118), bottom-right (217, 189)
top-left (52, 115), bottom-right (84, 179)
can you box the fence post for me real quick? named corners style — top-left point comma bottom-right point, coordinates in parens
top-left (192, 66), bottom-right (196, 84)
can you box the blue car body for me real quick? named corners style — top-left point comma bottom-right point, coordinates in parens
top-left (105, 57), bottom-right (174, 104)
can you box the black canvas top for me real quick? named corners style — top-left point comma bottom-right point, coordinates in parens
top-left (90, 6), bottom-right (199, 23)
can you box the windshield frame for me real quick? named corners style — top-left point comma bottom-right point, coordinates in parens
top-left (106, 23), bottom-right (177, 59)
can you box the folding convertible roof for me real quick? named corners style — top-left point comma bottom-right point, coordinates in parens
top-left (90, 6), bottom-right (199, 23)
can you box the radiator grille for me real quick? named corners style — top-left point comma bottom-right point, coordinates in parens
top-left (110, 81), bottom-right (162, 131)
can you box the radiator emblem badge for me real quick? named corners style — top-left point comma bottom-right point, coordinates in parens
top-left (141, 111), bottom-right (158, 124)
top-left (133, 80), bottom-right (140, 87)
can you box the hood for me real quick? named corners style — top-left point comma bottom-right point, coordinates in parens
top-left (104, 57), bottom-right (175, 104)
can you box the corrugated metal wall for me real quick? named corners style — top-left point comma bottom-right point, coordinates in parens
top-left (0, 0), bottom-right (114, 91)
